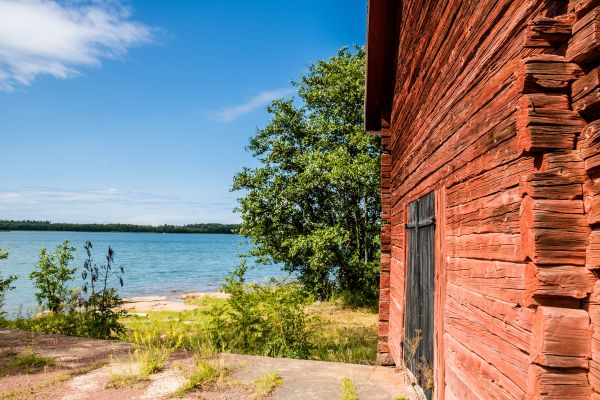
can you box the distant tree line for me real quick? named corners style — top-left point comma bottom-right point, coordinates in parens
top-left (0, 220), bottom-right (240, 234)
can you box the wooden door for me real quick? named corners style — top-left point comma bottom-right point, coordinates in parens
top-left (404, 191), bottom-right (435, 399)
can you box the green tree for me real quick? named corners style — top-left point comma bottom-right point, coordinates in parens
top-left (232, 46), bottom-right (380, 304)
top-left (0, 249), bottom-right (17, 317)
top-left (30, 241), bottom-right (77, 313)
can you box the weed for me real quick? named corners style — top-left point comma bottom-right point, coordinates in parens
top-left (175, 355), bottom-right (227, 397)
top-left (106, 372), bottom-right (148, 389)
top-left (341, 377), bottom-right (358, 400)
top-left (392, 396), bottom-right (410, 400)
top-left (9, 351), bottom-right (55, 371)
top-left (253, 371), bottom-right (283, 399)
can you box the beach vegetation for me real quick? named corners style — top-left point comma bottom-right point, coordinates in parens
top-left (208, 262), bottom-right (314, 359)
top-left (9, 350), bottom-right (55, 371)
top-left (3, 241), bottom-right (126, 339)
top-left (79, 241), bottom-right (126, 338)
top-left (29, 241), bottom-right (77, 313)
top-left (0, 249), bottom-right (17, 318)
top-left (232, 45), bottom-right (380, 306)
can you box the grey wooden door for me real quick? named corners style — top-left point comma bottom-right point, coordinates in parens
top-left (403, 191), bottom-right (435, 399)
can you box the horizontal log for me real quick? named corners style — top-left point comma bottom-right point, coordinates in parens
top-left (444, 332), bottom-right (526, 399)
top-left (569, 0), bottom-right (600, 18)
top-left (527, 364), bottom-right (591, 400)
top-left (447, 257), bottom-right (524, 304)
top-left (567, 6), bottom-right (600, 66)
top-left (573, 67), bottom-right (600, 118)
top-left (581, 121), bottom-right (600, 174)
top-left (526, 15), bottom-right (574, 47)
top-left (525, 262), bottom-right (595, 303)
top-left (520, 197), bottom-right (589, 265)
top-left (530, 306), bottom-right (591, 368)
top-left (588, 230), bottom-right (600, 269)
top-left (515, 55), bottom-right (582, 93)
top-left (449, 233), bottom-right (522, 263)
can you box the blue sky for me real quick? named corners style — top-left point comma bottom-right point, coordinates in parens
top-left (0, 0), bottom-right (366, 225)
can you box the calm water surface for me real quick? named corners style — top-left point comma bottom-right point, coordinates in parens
top-left (0, 231), bottom-right (286, 316)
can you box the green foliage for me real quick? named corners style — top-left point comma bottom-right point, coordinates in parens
top-left (209, 262), bottom-right (314, 358)
top-left (0, 249), bottom-right (17, 318)
top-left (341, 377), bottom-right (358, 400)
top-left (29, 241), bottom-right (77, 313)
top-left (6, 241), bottom-right (126, 339)
top-left (232, 45), bottom-right (380, 304)
top-left (79, 241), bottom-right (126, 339)
top-left (9, 351), bottom-right (55, 371)
top-left (0, 220), bottom-right (239, 234)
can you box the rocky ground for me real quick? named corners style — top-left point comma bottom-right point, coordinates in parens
top-left (0, 329), bottom-right (420, 400)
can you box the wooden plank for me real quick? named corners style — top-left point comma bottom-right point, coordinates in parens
top-left (525, 263), bottom-right (596, 303)
top-left (515, 55), bottom-right (582, 94)
top-left (581, 120), bottom-right (600, 173)
top-left (527, 364), bottom-right (591, 399)
top-left (567, 6), bottom-right (600, 65)
top-left (530, 306), bottom-right (591, 368)
top-left (569, 0), bottom-right (600, 18)
top-left (573, 67), bottom-right (600, 118)
top-left (520, 197), bottom-right (589, 265)
top-left (587, 230), bottom-right (600, 269)
top-left (526, 15), bottom-right (574, 47)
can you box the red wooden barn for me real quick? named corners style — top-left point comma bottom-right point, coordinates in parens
top-left (365, 0), bottom-right (600, 399)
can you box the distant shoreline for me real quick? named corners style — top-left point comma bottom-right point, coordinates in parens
top-left (0, 220), bottom-right (241, 234)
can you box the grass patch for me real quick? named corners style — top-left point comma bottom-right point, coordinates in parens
top-left (174, 356), bottom-right (228, 397)
top-left (8, 351), bottom-right (55, 371)
top-left (119, 299), bottom-right (377, 365)
top-left (307, 302), bottom-right (377, 364)
top-left (341, 377), bottom-right (358, 400)
top-left (254, 371), bottom-right (283, 399)
top-left (106, 372), bottom-right (148, 389)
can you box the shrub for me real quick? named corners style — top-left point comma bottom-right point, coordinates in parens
top-left (79, 241), bottom-right (126, 339)
top-left (209, 261), bottom-right (313, 358)
top-left (29, 241), bottom-right (77, 313)
top-left (0, 249), bottom-right (17, 317)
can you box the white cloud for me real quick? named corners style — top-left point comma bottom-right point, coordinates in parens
top-left (210, 88), bottom-right (295, 122)
top-left (0, 187), bottom-right (122, 204)
top-left (0, 0), bottom-right (154, 91)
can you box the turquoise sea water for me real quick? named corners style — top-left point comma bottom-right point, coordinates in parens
top-left (0, 231), bottom-right (286, 316)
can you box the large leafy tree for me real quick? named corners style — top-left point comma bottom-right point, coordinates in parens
top-left (233, 46), bottom-right (380, 304)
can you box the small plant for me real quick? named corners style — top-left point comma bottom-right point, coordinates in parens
top-left (0, 249), bottom-right (17, 318)
top-left (9, 350), bottom-right (55, 371)
top-left (29, 241), bottom-right (76, 313)
top-left (254, 371), bottom-right (283, 399)
top-left (393, 396), bottom-right (410, 400)
top-left (341, 377), bottom-right (358, 400)
top-left (106, 373), bottom-right (147, 389)
top-left (79, 241), bottom-right (126, 339)
top-left (175, 355), bottom-right (227, 397)
top-left (209, 261), bottom-right (314, 358)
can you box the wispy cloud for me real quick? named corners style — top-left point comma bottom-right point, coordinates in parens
top-left (0, 187), bottom-right (240, 224)
top-left (0, 0), bottom-right (155, 91)
top-left (210, 88), bottom-right (295, 122)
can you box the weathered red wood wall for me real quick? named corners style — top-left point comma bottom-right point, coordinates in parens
top-left (370, 0), bottom-right (600, 398)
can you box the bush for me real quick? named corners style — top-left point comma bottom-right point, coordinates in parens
top-left (79, 241), bottom-right (126, 339)
top-left (0, 249), bottom-right (17, 318)
top-left (29, 241), bottom-right (77, 313)
top-left (5, 241), bottom-right (126, 340)
top-left (209, 261), bottom-right (313, 358)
